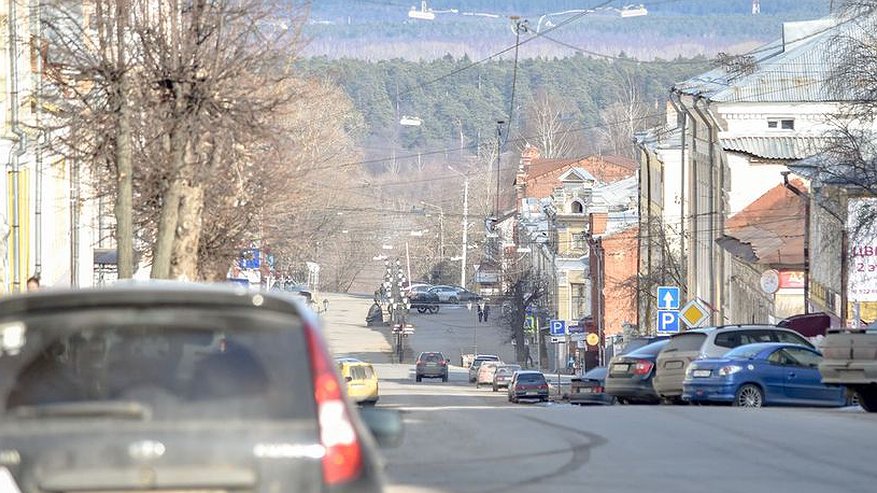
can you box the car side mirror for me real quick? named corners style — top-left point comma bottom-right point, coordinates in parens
top-left (358, 407), bottom-right (404, 448)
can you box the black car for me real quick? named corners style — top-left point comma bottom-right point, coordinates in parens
top-left (409, 290), bottom-right (440, 314)
top-left (415, 351), bottom-right (449, 382)
top-left (605, 338), bottom-right (670, 404)
top-left (569, 367), bottom-right (615, 405)
top-left (0, 283), bottom-right (401, 493)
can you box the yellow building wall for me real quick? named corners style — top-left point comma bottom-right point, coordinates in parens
top-left (7, 169), bottom-right (30, 293)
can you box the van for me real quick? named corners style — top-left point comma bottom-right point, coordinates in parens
top-left (653, 325), bottom-right (813, 402)
top-left (336, 358), bottom-right (380, 405)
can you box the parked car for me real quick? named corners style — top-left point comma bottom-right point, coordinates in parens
top-left (0, 283), bottom-right (401, 493)
top-left (428, 285), bottom-right (461, 303)
top-left (619, 336), bottom-right (668, 355)
top-left (468, 354), bottom-right (501, 383)
top-left (569, 367), bottom-right (615, 405)
top-left (653, 325), bottom-right (814, 403)
top-left (492, 364), bottom-right (522, 391)
top-left (476, 361), bottom-right (503, 388)
top-left (605, 338), bottom-right (670, 404)
top-left (508, 371), bottom-right (550, 403)
top-left (409, 289), bottom-right (441, 314)
top-left (452, 286), bottom-right (482, 302)
top-left (415, 351), bottom-right (449, 382)
top-left (819, 320), bottom-right (877, 412)
top-left (682, 343), bottom-right (846, 408)
top-left (337, 358), bottom-right (380, 405)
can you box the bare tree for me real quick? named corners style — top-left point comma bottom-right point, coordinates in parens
top-left (524, 89), bottom-right (577, 159)
top-left (597, 73), bottom-right (655, 158)
top-left (498, 255), bottom-right (550, 366)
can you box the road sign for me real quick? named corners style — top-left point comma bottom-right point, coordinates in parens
top-left (549, 319), bottom-right (566, 336)
top-left (567, 322), bottom-right (584, 334)
top-left (656, 310), bottom-right (680, 334)
top-left (657, 286), bottom-right (680, 310)
top-left (524, 315), bottom-right (535, 332)
top-left (680, 299), bottom-right (710, 328)
top-left (586, 332), bottom-right (600, 346)
top-left (550, 336), bottom-right (562, 343)
top-left (570, 333), bottom-right (586, 342)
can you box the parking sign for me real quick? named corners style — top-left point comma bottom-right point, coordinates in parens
top-left (656, 310), bottom-right (680, 334)
top-left (549, 320), bottom-right (566, 336)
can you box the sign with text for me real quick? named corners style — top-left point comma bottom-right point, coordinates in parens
top-left (848, 198), bottom-right (877, 302)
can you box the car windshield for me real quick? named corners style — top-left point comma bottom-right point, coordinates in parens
top-left (664, 333), bottom-right (708, 352)
top-left (724, 345), bottom-right (768, 360)
top-left (517, 374), bottom-right (545, 384)
top-left (0, 307), bottom-right (313, 421)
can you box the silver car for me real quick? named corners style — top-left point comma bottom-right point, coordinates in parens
top-left (653, 325), bottom-right (813, 402)
top-left (468, 354), bottom-right (500, 383)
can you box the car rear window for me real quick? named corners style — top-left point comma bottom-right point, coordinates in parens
top-left (518, 374), bottom-right (545, 384)
top-left (0, 307), bottom-right (315, 422)
top-left (583, 367), bottom-right (607, 380)
top-left (665, 332), bottom-right (707, 352)
top-left (422, 353), bottom-right (443, 362)
top-left (626, 339), bottom-right (670, 357)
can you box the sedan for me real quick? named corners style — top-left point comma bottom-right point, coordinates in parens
top-left (428, 285), bottom-right (461, 303)
top-left (492, 364), bottom-right (522, 391)
top-left (682, 343), bottom-right (846, 408)
top-left (605, 338), bottom-right (669, 404)
top-left (0, 283), bottom-right (401, 493)
top-left (508, 371), bottom-right (550, 403)
top-left (569, 367), bottom-right (615, 405)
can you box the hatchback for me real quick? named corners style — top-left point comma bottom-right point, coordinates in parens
top-left (653, 325), bottom-right (813, 402)
top-left (605, 338), bottom-right (670, 404)
top-left (569, 367), bottom-right (615, 405)
top-left (415, 351), bottom-right (449, 382)
top-left (468, 354), bottom-right (501, 382)
top-left (508, 371), bottom-right (549, 403)
top-left (682, 343), bottom-right (845, 407)
top-left (476, 361), bottom-right (503, 388)
top-left (0, 283), bottom-right (400, 493)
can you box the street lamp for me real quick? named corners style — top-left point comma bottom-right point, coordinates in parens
top-left (420, 201), bottom-right (445, 258)
top-left (448, 165), bottom-right (469, 288)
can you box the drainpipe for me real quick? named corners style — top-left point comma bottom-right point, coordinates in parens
top-left (700, 99), bottom-right (727, 324)
top-left (670, 89), bottom-right (689, 299)
top-left (31, 3), bottom-right (43, 278)
top-left (782, 171), bottom-right (809, 314)
top-left (7, 0), bottom-right (28, 292)
top-left (692, 96), bottom-right (718, 324)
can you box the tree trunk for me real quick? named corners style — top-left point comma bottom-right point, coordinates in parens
top-left (115, 74), bottom-right (134, 279)
top-left (170, 181), bottom-right (204, 280)
top-left (151, 123), bottom-right (187, 279)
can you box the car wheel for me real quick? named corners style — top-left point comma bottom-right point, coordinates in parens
top-left (857, 386), bottom-right (877, 412)
top-left (417, 307), bottom-right (426, 314)
top-left (449, 296), bottom-right (459, 304)
top-left (416, 375), bottom-right (422, 382)
top-left (734, 384), bottom-right (764, 408)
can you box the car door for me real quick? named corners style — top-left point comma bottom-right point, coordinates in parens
top-left (764, 349), bottom-right (794, 403)
top-left (782, 347), bottom-right (842, 404)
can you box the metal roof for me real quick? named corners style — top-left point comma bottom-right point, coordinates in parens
top-left (721, 136), bottom-right (829, 160)
top-left (674, 16), bottom-right (870, 103)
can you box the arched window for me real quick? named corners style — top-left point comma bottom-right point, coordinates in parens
top-left (571, 200), bottom-right (584, 214)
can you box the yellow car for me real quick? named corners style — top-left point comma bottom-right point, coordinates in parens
top-left (336, 358), bottom-right (380, 405)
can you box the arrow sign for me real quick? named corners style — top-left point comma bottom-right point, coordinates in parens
top-left (657, 286), bottom-right (680, 310)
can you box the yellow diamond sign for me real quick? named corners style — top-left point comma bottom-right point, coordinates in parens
top-left (680, 299), bottom-right (709, 328)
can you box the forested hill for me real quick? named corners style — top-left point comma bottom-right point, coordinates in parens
top-left (302, 0), bottom-right (832, 60)
top-left (296, 54), bottom-right (710, 160)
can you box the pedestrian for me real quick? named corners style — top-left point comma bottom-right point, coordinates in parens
top-left (322, 298), bottom-right (329, 313)
top-left (524, 344), bottom-right (534, 367)
top-left (482, 303), bottom-right (490, 322)
top-left (477, 304), bottom-right (483, 323)
top-left (26, 276), bottom-right (40, 291)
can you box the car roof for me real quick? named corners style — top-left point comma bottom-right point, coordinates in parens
top-left (515, 370), bottom-right (543, 376)
top-left (474, 354), bottom-right (499, 358)
top-left (730, 342), bottom-right (815, 353)
top-left (0, 281), bottom-right (308, 320)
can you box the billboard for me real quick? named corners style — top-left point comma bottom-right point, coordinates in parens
top-left (848, 198), bottom-right (877, 302)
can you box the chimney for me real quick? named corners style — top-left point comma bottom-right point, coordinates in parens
top-left (589, 212), bottom-right (608, 236)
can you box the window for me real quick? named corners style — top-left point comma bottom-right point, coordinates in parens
top-left (768, 118), bottom-right (795, 130)
top-left (768, 120), bottom-right (777, 128)
top-left (773, 330), bottom-right (812, 347)
top-left (740, 330), bottom-right (775, 345)
top-left (783, 348), bottom-right (822, 368)
top-left (665, 333), bottom-right (707, 352)
top-left (570, 284), bottom-right (588, 320)
top-left (768, 349), bottom-right (793, 365)
top-left (714, 332), bottom-right (739, 348)
top-left (572, 232), bottom-right (586, 251)
top-left (571, 200), bottom-right (584, 214)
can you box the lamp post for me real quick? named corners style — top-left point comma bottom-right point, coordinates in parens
top-left (420, 201), bottom-right (445, 258)
top-left (448, 166), bottom-right (469, 288)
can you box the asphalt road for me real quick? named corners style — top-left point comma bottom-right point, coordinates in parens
top-left (322, 293), bottom-right (877, 493)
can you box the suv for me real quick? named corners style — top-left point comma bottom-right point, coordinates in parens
top-left (416, 351), bottom-right (449, 382)
top-left (468, 354), bottom-right (501, 383)
top-left (0, 283), bottom-right (400, 493)
top-left (653, 325), bottom-right (813, 402)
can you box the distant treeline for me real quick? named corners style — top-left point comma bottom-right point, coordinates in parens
top-left (296, 54), bottom-right (710, 155)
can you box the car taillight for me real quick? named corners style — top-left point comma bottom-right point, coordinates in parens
top-left (440, 360), bottom-right (447, 366)
top-left (594, 386), bottom-right (604, 393)
top-left (305, 323), bottom-right (363, 486)
top-left (633, 360), bottom-right (654, 375)
top-left (415, 360), bottom-right (422, 365)
top-left (539, 384), bottom-right (548, 389)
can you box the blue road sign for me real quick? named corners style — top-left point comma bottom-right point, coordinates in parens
top-left (657, 286), bottom-right (681, 310)
top-left (656, 310), bottom-right (680, 334)
top-left (549, 320), bottom-right (566, 336)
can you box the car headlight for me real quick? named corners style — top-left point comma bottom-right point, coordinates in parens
top-left (717, 365), bottom-right (742, 376)
top-left (685, 364), bottom-right (697, 377)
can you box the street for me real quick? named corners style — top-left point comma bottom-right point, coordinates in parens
top-left (322, 293), bottom-right (877, 493)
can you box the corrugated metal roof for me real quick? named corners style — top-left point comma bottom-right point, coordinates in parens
top-left (674, 16), bottom-right (871, 103)
top-left (721, 136), bottom-right (829, 160)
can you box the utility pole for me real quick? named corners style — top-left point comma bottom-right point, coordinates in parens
top-left (449, 166), bottom-right (469, 288)
top-left (495, 121), bottom-right (504, 215)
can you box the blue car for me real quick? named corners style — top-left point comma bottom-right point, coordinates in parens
top-left (682, 343), bottom-right (845, 408)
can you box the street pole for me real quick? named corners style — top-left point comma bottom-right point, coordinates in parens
top-left (461, 177), bottom-right (469, 288)
top-left (535, 317), bottom-right (541, 370)
top-left (406, 241), bottom-right (412, 287)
